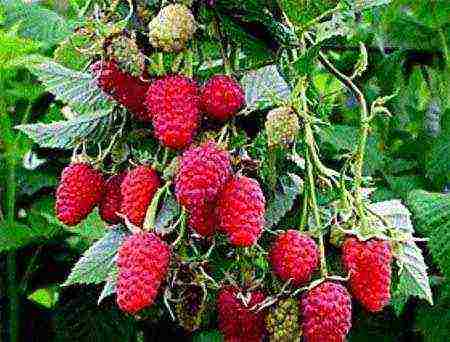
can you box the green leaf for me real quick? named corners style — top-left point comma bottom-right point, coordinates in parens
top-left (2, 1), bottom-right (72, 49)
top-left (192, 330), bottom-right (223, 342)
top-left (63, 226), bottom-right (128, 287)
top-left (0, 28), bottom-right (41, 69)
top-left (54, 287), bottom-right (137, 342)
top-left (407, 190), bottom-right (450, 282)
top-left (393, 241), bottom-right (434, 314)
top-left (16, 58), bottom-right (113, 114)
top-left (15, 109), bottom-right (113, 149)
top-left (317, 124), bottom-right (358, 156)
top-left (265, 174), bottom-right (303, 229)
top-left (155, 192), bottom-right (181, 235)
top-left (415, 294), bottom-right (450, 342)
top-left (98, 267), bottom-right (118, 304)
top-left (28, 286), bottom-right (59, 309)
top-left (425, 111), bottom-right (450, 189)
top-left (240, 65), bottom-right (291, 112)
top-left (0, 220), bottom-right (62, 253)
top-left (370, 199), bottom-right (433, 310)
top-left (315, 11), bottom-right (354, 44)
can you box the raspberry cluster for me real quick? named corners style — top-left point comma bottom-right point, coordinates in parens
top-left (342, 237), bottom-right (393, 312)
top-left (116, 233), bottom-right (170, 314)
top-left (91, 60), bottom-right (149, 122)
top-left (269, 230), bottom-right (319, 285)
top-left (56, 163), bottom-right (104, 226)
top-left (217, 286), bottom-right (267, 342)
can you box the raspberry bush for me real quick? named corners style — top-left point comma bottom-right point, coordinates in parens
top-left (1, 0), bottom-right (449, 341)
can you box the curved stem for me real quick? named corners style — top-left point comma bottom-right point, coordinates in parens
top-left (307, 33), bottom-right (370, 235)
top-left (306, 150), bottom-right (327, 277)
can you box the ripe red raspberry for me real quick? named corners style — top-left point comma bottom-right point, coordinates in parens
top-left (217, 286), bottom-right (267, 342)
top-left (91, 60), bottom-right (150, 122)
top-left (116, 232), bottom-right (170, 313)
top-left (56, 163), bottom-right (104, 226)
top-left (175, 141), bottom-right (231, 208)
top-left (99, 172), bottom-right (127, 224)
top-left (145, 75), bottom-right (200, 149)
top-left (269, 230), bottom-right (319, 285)
top-left (200, 75), bottom-right (245, 121)
top-left (342, 237), bottom-right (392, 312)
top-left (216, 176), bottom-right (265, 247)
top-left (187, 202), bottom-right (216, 237)
top-left (300, 281), bottom-right (352, 342)
top-left (120, 166), bottom-right (160, 227)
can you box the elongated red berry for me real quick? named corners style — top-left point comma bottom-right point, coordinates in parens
top-left (217, 286), bottom-right (267, 342)
top-left (342, 237), bottom-right (392, 312)
top-left (200, 75), bottom-right (245, 121)
top-left (116, 232), bottom-right (170, 313)
top-left (146, 75), bottom-right (200, 149)
top-left (269, 230), bottom-right (319, 285)
top-left (91, 60), bottom-right (150, 122)
top-left (175, 141), bottom-right (231, 207)
top-left (56, 163), bottom-right (104, 226)
top-left (99, 172), bottom-right (127, 224)
top-left (216, 176), bottom-right (265, 247)
top-left (120, 166), bottom-right (160, 227)
top-left (300, 281), bottom-right (352, 342)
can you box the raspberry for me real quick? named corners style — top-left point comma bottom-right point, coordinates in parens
top-left (200, 75), bottom-right (245, 121)
top-left (187, 202), bottom-right (217, 237)
top-left (56, 163), bottom-right (104, 226)
top-left (265, 298), bottom-right (300, 342)
top-left (342, 237), bottom-right (392, 312)
top-left (106, 33), bottom-right (145, 77)
top-left (265, 106), bottom-right (300, 148)
top-left (269, 230), bottom-right (319, 285)
top-left (175, 141), bottom-right (231, 207)
top-left (120, 166), bottom-right (160, 227)
top-left (300, 282), bottom-right (352, 342)
top-left (216, 176), bottom-right (266, 247)
top-left (99, 172), bottom-right (127, 224)
top-left (116, 232), bottom-right (170, 314)
top-left (148, 4), bottom-right (196, 52)
top-left (91, 60), bottom-right (150, 122)
top-left (217, 286), bottom-right (267, 342)
top-left (146, 75), bottom-right (200, 149)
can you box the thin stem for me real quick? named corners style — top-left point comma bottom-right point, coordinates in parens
top-left (306, 150), bottom-right (327, 277)
top-left (307, 33), bottom-right (370, 235)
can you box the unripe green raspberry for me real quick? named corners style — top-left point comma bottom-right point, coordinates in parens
top-left (107, 33), bottom-right (145, 77)
top-left (265, 106), bottom-right (300, 148)
top-left (266, 298), bottom-right (301, 341)
top-left (148, 4), bottom-right (196, 52)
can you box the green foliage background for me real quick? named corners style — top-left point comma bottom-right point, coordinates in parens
top-left (0, 0), bottom-right (449, 341)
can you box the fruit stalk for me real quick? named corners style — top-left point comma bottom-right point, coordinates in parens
top-left (306, 150), bottom-right (327, 278)
top-left (308, 34), bottom-right (371, 235)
